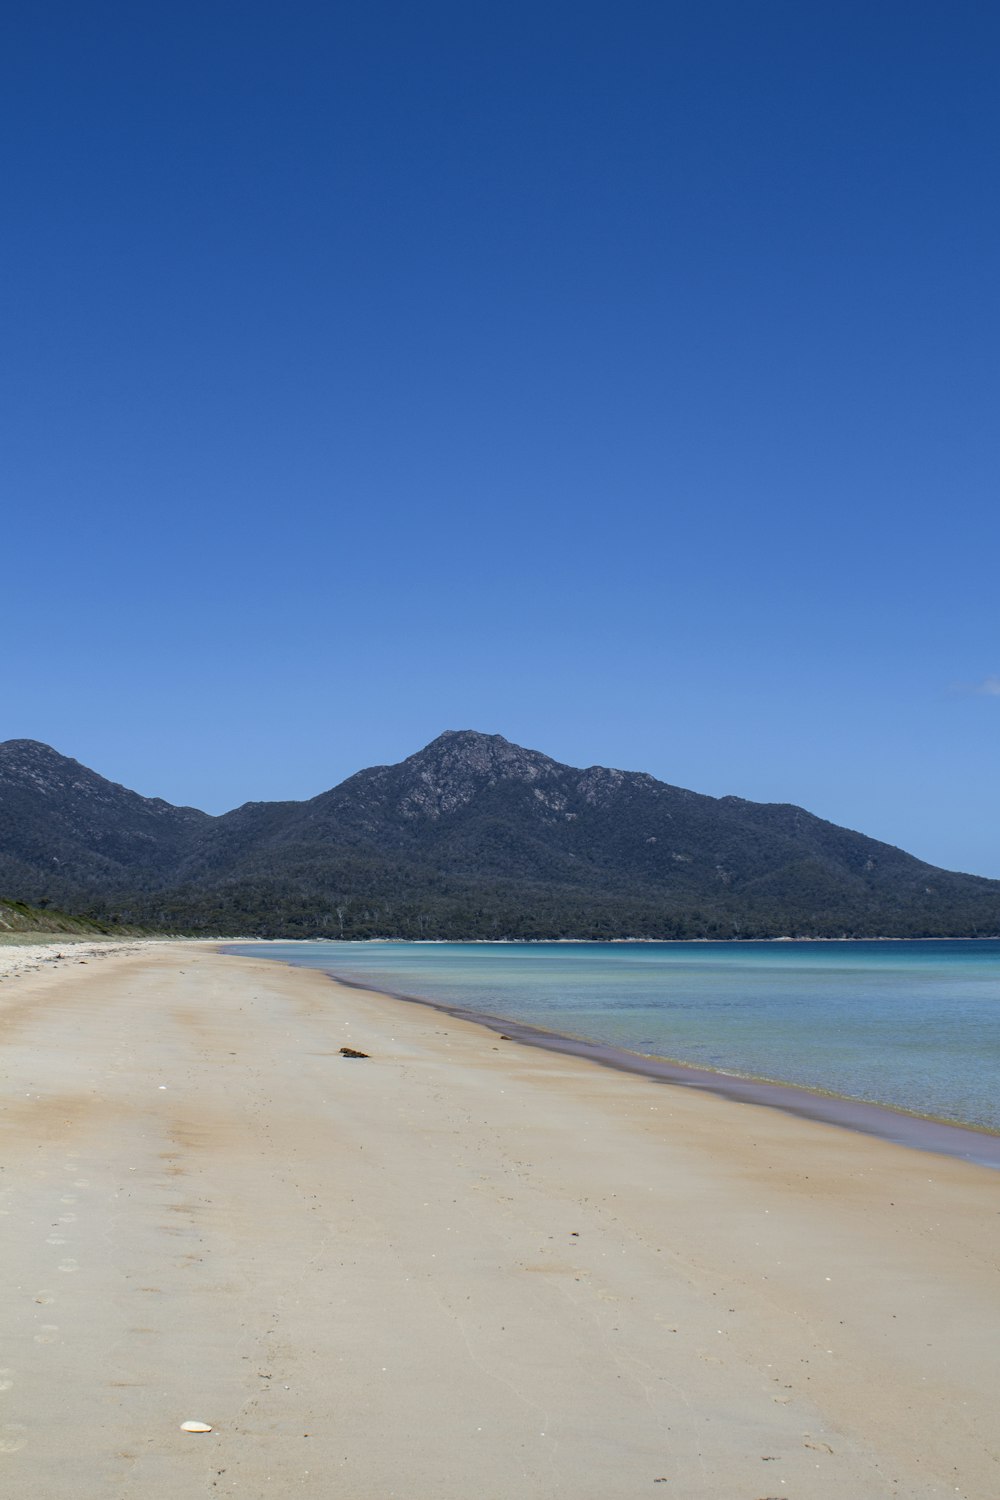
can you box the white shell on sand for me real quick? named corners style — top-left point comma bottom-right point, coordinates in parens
top-left (180, 1421), bottom-right (213, 1433)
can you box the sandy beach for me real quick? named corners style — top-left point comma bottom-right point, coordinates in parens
top-left (0, 937), bottom-right (167, 984)
top-left (0, 943), bottom-right (997, 1498)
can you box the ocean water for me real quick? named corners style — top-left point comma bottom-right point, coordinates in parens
top-left (227, 940), bottom-right (1000, 1135)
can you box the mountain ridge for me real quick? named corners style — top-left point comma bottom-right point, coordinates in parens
top-left (1, 731), bottom-right (996, 939)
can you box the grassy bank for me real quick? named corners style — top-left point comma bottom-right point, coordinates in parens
top-left (0, 897), bottom-right (147, 942)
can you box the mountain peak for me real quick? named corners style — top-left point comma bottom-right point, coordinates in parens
top-left (0, 739), bottom-right (96, 795)
top-left (407, 730), bottom-right (561, 777)
top-left (0, 738), bottom-right (76, 762)
top-left (392, 730), bottom-right (561, 818)
top-left (421, 728), bottom-right (526, 754)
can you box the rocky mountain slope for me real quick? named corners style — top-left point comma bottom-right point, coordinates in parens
top-left (1, 732), bottom-right (997, 938)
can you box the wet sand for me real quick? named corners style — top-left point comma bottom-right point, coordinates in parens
top-left (317, 968), bottom-right (1000, 1168)
top-left (0, 944), bottom-right (997, 1498)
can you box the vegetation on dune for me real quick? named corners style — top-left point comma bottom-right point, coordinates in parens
top-left (0, 897), bottom-right (146, 939)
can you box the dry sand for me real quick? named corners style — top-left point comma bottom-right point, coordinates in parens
top-left (0, 943), bottom-right (996, 1499)
top-left (0, 936), bottom-right (166, 981)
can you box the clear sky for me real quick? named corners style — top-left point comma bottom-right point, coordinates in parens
top-left (4, 2), bottom-right (998, 875)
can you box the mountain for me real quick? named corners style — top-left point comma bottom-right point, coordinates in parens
top-left (1, 731), bottom-right (998, 939)
top-left (0, 740), bottom-right (210, 896)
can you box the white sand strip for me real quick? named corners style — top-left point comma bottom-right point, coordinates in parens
top-left (0, 937), bottom-right (170, 984)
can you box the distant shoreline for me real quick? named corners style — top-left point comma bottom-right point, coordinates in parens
top-left (242, 932), bottom-right (1000, 943)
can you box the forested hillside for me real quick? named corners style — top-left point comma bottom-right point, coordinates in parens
top-left (1, 732), bottom-right (997, 939)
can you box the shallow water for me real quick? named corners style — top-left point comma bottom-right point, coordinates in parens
top-left (227, 939), bottom-right (1000, 1135)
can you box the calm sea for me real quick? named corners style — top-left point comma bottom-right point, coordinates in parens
top-left (226, 939), bottom-right (1000, 1137)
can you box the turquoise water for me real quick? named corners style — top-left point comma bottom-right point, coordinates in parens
top-left (228, 940), bottom-right (1000, 1134)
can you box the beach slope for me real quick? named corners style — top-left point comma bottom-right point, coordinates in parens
top-left (0, 945), bottom-right (996, 1498)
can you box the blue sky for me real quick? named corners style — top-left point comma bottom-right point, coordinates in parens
top-left (4, 2), bottom-right (998, 875)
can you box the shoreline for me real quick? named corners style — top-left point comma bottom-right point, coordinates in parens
top-left (247, 932), bottom-right (1000, 942)
top-left (1, 942), bottom-right (999, 1497)
top-left (227, 944), bottom-right (1000, 1170)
